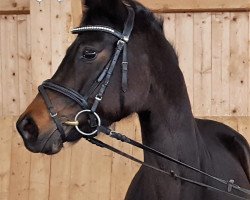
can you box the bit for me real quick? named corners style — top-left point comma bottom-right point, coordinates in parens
top-left (63, 121), bottom-right (79, 126)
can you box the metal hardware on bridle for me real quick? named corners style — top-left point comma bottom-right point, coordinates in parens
top-left (74, 110), bottom-right (101, 136)
top-left (38, 4), bottom-right (135, 137)
top-left (37, 3), bottom-right (250, 199)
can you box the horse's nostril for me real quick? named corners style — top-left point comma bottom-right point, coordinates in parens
top-left (17, 116), bottom-right (39, 142)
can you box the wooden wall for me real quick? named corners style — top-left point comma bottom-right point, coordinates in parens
top-left (138, 0), bottom-right (250, 12)
top-left (0, 1), bottom-right (250, 200)
top-left (163, 12), bottom-right (250, 117)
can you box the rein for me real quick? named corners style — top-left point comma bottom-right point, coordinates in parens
top-left (38, 3), bottom-right (250, 200)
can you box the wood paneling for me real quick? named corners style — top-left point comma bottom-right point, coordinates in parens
top-left (9, 118), bottom-right (31, 200)
top-left (0, 117), bottom-right (13, 200)
top-left (175, 13), bottom-right (194, 106)
top-left (18, 15), bottom-right (32, 113)
top-left (193, 13), bottom-right (212, 115)
top-left (2, 0), bottom-right (250, 14)
top-left (229, 13), bottom-right (249, 116)
top-left (138, 0), bottom-right (250, 12)
top-left (0, 15), bottom-right (32, 117)
top-left (211, 13), bottom-right (230, 115)
top-left (0, 0), bottom-right (29, 14)
top-left (1, 15), bottom-right (19, 116)
top-left (163, 12), bottom-right (250, 116)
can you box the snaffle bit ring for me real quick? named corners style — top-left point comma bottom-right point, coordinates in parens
top-left (74, 110), bottom-right (101, 136)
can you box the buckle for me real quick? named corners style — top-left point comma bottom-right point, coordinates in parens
top-left (122, 61), bottom-right (128, 70)
top-left (95, 95), bottom-right (102, 101)
top-left (227, 180), bottom-right (235, 192)
top-left (50, 112), bottom-right (58, 118)
top-left (117, 40), bottom-right (126, 50)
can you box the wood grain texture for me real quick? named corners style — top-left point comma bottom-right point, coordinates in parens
top-left (229, 13), bottom-right (249, 116)
top-left (30, 0), bottom-right (52, 91)
top-left (1, 15), bottom-right (19, 116)
top-left (2, 0), bottom-right (250, 14)
top-left (8, 117), bottom-right (31, 200)
top-left (175, 13), bottom-right (194, 107)
top-left (69, 140), bottom-right (93, 200)
top-left (211, 13), bottom-right (230, 116)
top-left (249, 12), bottom-right (250, 116)
top-left (0, 18), bottom-right (2, 117)
top-left (137, 0), bottom-right (250, 12)
top-left (0, 117), bottom-right (13, 200)
top-left (71, 0), bottom-right (83, 27)
top-left (18, 15), bottom-right (32, 114)
top-left (0, 0), bottom-right (29, 13)
top-left (163, 13), bottom-right (176, 47)
top-left (193, 13), bottom-right (212, 116)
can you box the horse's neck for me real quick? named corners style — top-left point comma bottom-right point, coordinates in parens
top-left (138, 95), bottom-right (202, 171)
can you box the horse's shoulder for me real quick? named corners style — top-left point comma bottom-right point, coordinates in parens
top-left (195, 118), bottom-right (250, 182)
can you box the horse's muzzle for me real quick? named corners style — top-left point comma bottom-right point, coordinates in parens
top-left (16, 115), bottom-right (39, 143)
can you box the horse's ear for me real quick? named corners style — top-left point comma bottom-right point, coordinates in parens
top-left (84, 0), bottom-right (125, 15)
top-left (83, 0), bottom-right (127, 25)
top-left (84, 0), bottom-right (120, 10)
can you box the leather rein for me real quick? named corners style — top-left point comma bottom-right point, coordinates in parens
top-left (38, 4), bottom-right (250, 200)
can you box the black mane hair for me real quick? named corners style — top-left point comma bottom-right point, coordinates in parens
top-left (81, 0), bottom-right (164, 34)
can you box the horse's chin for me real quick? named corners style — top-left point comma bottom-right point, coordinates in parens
top-left (23, 130), bottom-right (64, 155)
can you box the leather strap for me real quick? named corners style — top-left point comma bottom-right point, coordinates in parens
top-left (87, 137), bottom-right (249, 200)
top-left (38, 4), bottom-right (135, 143)
top-left (91, 40), bottom-right (126, 112)
top-left (97, 126), bottom-right (250, 197)
top-left (38, 85), bottom-right (66, 140)
top-left (122, 44), bottom-right (128, 92)
top-left (42, 81), bottom-right (89, 108)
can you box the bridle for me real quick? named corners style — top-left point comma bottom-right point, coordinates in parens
top-left (38, 3), bottom-right (134, 139)
top-left (38, 4), bottom-right (250, 200)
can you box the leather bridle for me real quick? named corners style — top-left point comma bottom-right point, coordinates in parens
top-left (39, 4), bottom-right (134, 139)
top-left (38, 4), bottom-right (250, 200)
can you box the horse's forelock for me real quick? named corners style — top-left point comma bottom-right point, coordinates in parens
top-left (81, 0), bottom-right (128, 30)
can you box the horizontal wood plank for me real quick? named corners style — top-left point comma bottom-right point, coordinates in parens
top-left (137, 0), bottom-right (250, 12)
top-left (1, 0), bottom-right (250, 14)
top-left (0, 0), bottom-right (250, 15)
top-left (0, 0), bottom-right (29, 14)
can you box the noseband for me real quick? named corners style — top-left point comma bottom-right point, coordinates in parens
top-left (38, 4), bottom-right (135, 139)
top-left (37, 4), bottom-right (250, 199)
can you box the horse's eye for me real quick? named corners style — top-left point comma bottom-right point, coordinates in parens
top-left (81, 49), bottom-right (97, 61)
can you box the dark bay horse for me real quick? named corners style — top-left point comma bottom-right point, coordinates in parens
top-left (16, 0), bottom-right (249, 199)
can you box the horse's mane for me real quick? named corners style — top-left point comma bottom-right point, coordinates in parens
top-left (131, 0), bottom-right (164, 33)
top-left (81, 0), bottom-right (164, 35)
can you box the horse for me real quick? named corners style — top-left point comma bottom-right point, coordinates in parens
top-left (16, 0), bottom-right (250, 199)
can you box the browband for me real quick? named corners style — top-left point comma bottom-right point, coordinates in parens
top-left (71, 6), bottom-right (135, 43)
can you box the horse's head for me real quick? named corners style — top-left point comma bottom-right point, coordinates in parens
top-left (16, 0), bottom-right (168, 155)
